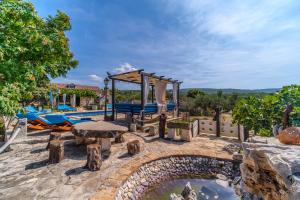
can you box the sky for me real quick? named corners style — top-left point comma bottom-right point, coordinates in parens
top-left (31, 0), bottom-right (300, 89)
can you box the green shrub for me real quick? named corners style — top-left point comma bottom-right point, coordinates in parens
top-left (257, 128), bottom-right (272, 137)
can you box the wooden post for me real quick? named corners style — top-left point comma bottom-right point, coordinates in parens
top-left (159, 113), bottom-right (167, 138)
top-left (86, 144), bottom-right (102, 171)
top-left (151, 85), bottom-right (154, 103)
top-left (141, 73), bottom-right (145, 125)
top-left (112, 79), bottom-right (115, 121)
top-left (49, 140), bottom-right (64, 164)
top-left (127, 140), bottom-right (140, 155)
top-left (214, 107), bottom-right (221, 137)
top-left (177, 82), bottom-right (180, 117)
top-left (46, 132), bottom-right (61, 149)
top-left (283, 104), bottom-right (293, 129)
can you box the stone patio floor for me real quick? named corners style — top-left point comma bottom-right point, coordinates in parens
top-left (0, 129), bottom-right (239, 200)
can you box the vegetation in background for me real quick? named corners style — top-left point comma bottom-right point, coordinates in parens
top-left (233, 85), bottom-right (300, 136)
top-left (0, 0), bottom-right (77, 135)
top-left (60, 88), bottom-right (97, 98)
top-left (180, 89), bottom-right (242, 116)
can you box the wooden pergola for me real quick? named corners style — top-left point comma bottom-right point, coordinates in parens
top-left (107, 69), bottom-right (182, 121)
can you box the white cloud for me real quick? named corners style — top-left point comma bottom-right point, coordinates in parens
top-left (113, 63), bottom-right (137, 74)
top-left (88, 74), bottom-right (102, 82)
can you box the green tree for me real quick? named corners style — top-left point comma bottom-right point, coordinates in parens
top-left (0, 0), bottom-right (78, 136)
top-left (186, 89), bottom-right (204, 98)
top-left (232, 85), bottom-right (300, 136)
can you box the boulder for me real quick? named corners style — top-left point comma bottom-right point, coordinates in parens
top-left (241, 136), bottom-right (300, 200)
top-left (170, 182), bottom-right (196, 200)
top-left (278, 127), bottom-right (300, 145)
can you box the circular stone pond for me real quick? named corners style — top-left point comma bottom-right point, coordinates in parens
top-left (115, 156), bottom-right (241, 200)
top-left (143, 177), bottom-right (239, 200)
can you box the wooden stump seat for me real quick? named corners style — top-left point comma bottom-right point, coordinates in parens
top-left (46, 132), bottom-right (61, 149)
top-left (49, 140), bottom-right (64, 164)
top-left (86, 144), bottom-right (102, 171)
top-left (127, 140), bottom-right (140, 155)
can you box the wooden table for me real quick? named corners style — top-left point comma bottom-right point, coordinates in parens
top-left (72, 121), bottom-right (128, 151)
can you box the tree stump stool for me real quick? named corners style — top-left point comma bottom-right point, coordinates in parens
top-left (46, 132), bottom-right (61, 149)
top-left (49, 140), bottom-right (64, 164)
top-left (127, 140), bottom-right (140, 155)
top-left (86, 144), bottom-right (102, 171)
top-left (115, 134), bottom-right (125, 143)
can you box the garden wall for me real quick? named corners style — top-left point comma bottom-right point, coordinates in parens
top-left (199, 119), bottom-right (243, 138)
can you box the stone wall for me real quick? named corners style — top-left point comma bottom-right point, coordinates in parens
top-left (115, 156), bottom-right (240, 200)
top-left (241, 137), bottom-right (300, 200)
top-left (199, 119), bottom-right (243, 138)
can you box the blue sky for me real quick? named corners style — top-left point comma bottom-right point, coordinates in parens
top-left (31, 0), bottom-right (300, 89)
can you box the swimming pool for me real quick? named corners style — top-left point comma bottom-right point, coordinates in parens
top-left (65, 110), bottom-right (112, 117)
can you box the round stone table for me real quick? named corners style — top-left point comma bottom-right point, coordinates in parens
top-left (72, 121), bottom-right (128, 151)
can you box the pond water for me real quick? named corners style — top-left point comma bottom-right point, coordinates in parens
top-left (143, 178), bottom-right (239, 200)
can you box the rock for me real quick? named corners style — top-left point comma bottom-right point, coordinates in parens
top-left (181, 182), bottom-right (197, 199)
top-left (169, 182), bottom-right (196, 200)
top-left (278, 127), bottom-right (300, 145)
top-left (241, 136), bottom-right (300, 200)
top-left (170, 193), bottom-right (184, 200)
top-left (232, 152), bottom-right (243, 161)
top-left (216, 174), bottom-right (228, 181)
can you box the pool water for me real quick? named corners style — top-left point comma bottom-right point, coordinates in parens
top-left (143, 178), bottom-right (239, 200)
top-left (65, 111), bottom-right (112, 117)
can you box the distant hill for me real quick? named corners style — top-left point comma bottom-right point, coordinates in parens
top-left (180, 88), bottom-right (280, 94)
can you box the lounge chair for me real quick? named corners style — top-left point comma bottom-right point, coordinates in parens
top-left (19, 112), bottom-right (55, 130)
top-left (57, 104), bottom-right (76, 111)
top-left (44, 114), bottom-right (91, 131)
top-left (25, 105), bottom-right (50, 114)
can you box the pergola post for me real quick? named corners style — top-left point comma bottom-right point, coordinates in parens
top-left (177, 83), bottom-right (180, 117)
top-left (112, 79), bottom-right (115, 121)
top-left (151, 85), bottom-right (154, 103)
top-left (140, 73), bottom-right (145, 125)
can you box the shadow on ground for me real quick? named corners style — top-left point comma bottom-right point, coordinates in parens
top-left (25, 159), bottom-right (48, 170)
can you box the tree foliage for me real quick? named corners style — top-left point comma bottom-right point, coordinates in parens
top-left (232, 85), bottom-right (300, 136)
top-left (0, 0), bottom-right (78, 116)
top-left (186, 89), bottom-right (204, 98)
top-left (60, 88), bottom-right (97, 98)
top-left (180, 89), bottom-right (240, 116)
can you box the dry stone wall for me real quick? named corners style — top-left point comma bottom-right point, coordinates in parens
top-left (115, 156), bottom-right (240, 200)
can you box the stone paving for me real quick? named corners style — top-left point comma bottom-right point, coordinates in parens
top-left (0, 129), bottom-right (239, 200)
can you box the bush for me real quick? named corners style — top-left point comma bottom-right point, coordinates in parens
top-left (257, 128), bottom-right (272, 137)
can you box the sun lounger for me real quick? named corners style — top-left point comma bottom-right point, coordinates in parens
top-left (44, 114), bottom-right (91, 131)
top-left (25, 105), bottom-right (50, 114)
top-left (19, 112), bottom-right (55, 130)
top-left (57, 104), bottom-right (76, 111)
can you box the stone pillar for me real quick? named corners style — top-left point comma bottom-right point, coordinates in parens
top-left (17, 118), bottom-right (27, 138)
